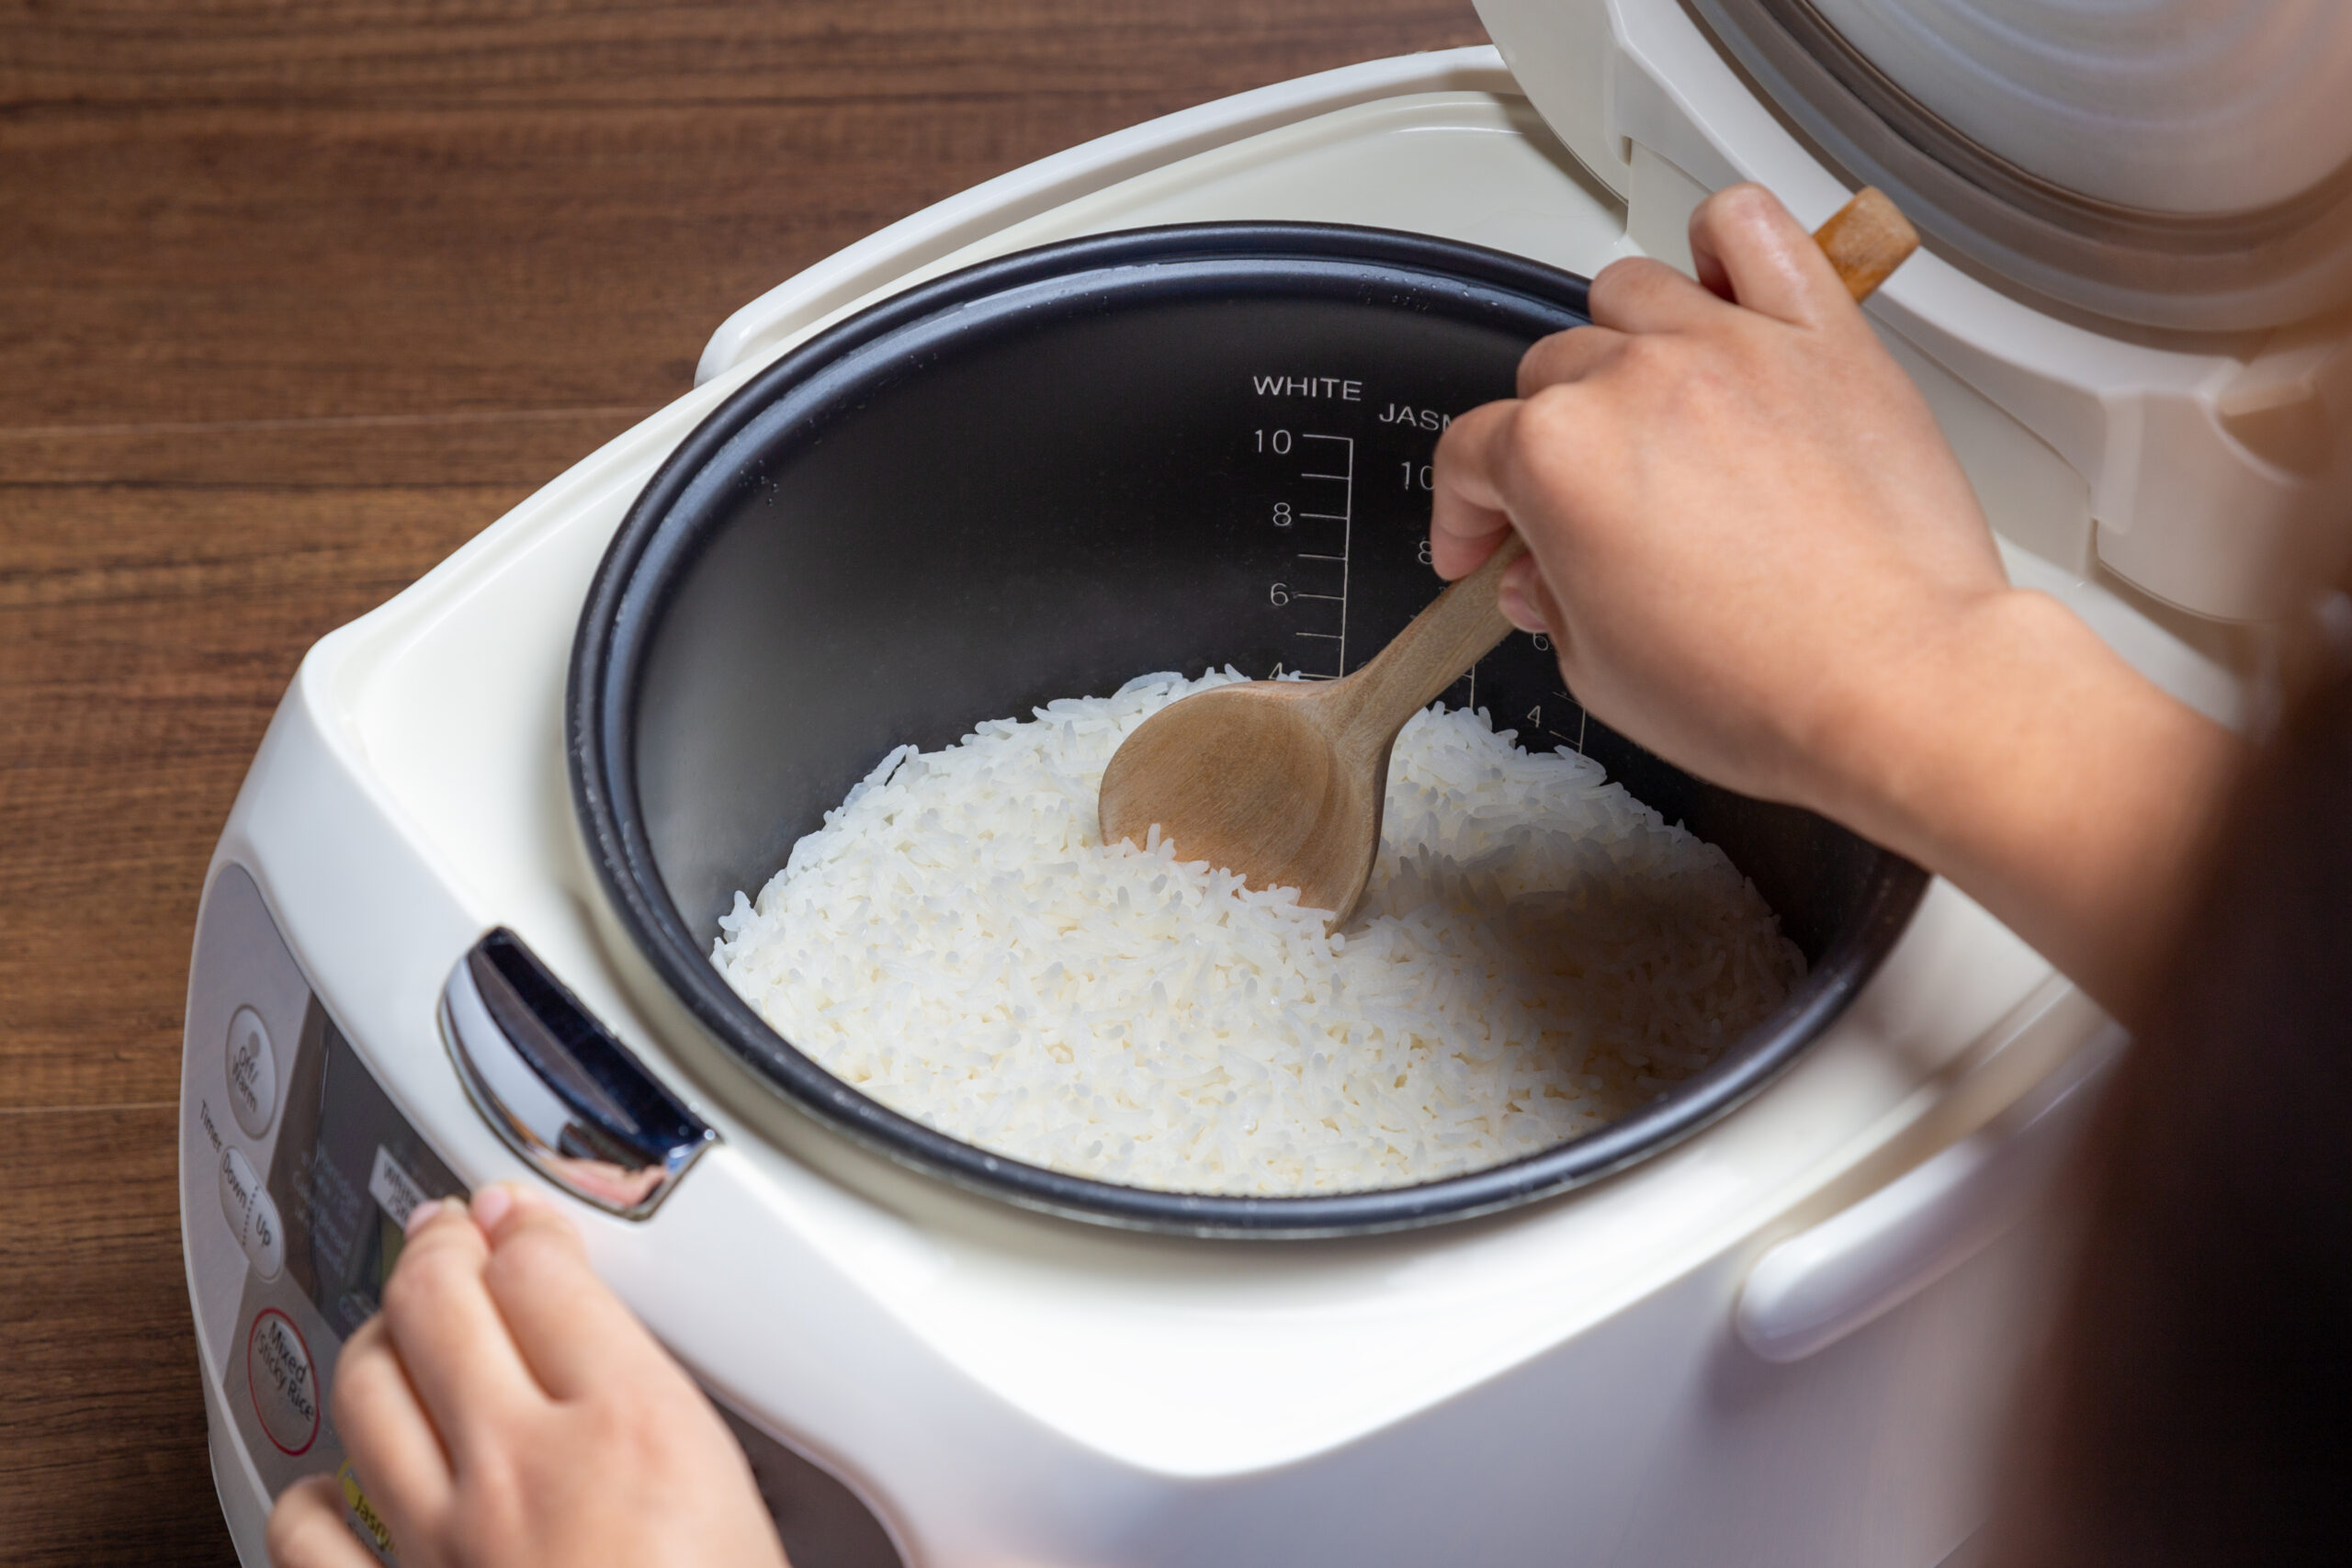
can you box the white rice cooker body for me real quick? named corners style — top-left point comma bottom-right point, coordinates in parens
top-left (183, 17), bottom-right (2292, 1567)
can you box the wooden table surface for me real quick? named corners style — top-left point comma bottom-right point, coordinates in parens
top-left (0, 4), bottom-right (1487, 1560)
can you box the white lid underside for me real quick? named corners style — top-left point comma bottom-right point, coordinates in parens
top-left (1812, 0), bottom-right (2352, 217)
top-left (1574, 0), bottom-right (2352, 330)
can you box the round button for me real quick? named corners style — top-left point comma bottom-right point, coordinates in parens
top-left (225, 1006), bottom-right (277, 1137)
top-left (246, 1309), bottom-right (320, 1455)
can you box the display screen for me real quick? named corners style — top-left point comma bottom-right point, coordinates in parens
top-left (268, 1008), bottom-right (467, 1339)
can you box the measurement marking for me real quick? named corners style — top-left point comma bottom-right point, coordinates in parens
top-left (1294, 632), bottom-right (1342, 640)
top-left (1295, 553), bottom-right (1346, 561)
top-left (1578, 710), bottom-right (1589, 753)
top-left (1295, 592), bottom-right (1343, 602)
top-left (1298, 512), bottom-right (1348, 521)
top-left (1298, 434), bottom-right (1355, 674)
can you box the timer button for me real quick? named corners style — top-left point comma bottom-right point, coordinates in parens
top-left (225, 1006), bottom-right (277, 1137)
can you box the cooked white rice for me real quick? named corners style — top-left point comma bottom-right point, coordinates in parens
top-left (713, 669), bottom-right (1804, 1196)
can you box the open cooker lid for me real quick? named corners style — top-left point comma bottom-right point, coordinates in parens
top-left (1481, 0), bottom-right (2352, 332)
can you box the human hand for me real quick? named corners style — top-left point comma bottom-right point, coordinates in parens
top-left (266, 1184), bottom-right (789, 1568)
top-left (1430, 182), bottom-right (2007, 818)
top-left (1430, 184), bottom-right (2245, 1021)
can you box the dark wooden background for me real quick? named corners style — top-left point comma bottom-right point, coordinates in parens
top-left (0, 4), bottom-right (1487, 1561)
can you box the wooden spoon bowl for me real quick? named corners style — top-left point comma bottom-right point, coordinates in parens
top-left (1099, 534), bottom-right (1528, 919)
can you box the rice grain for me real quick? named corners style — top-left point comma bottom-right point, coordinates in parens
top-left (714, 670), bottom-right (1804, 1195)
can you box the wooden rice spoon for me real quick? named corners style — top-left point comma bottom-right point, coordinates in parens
top-left (1097, 188), bottom-right (1922, 926)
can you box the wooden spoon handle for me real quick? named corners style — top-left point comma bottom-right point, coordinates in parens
top-left (1815, 186), bottom-right (1919, 300)
top-left (1330, 532), bottom-right (1529, 747)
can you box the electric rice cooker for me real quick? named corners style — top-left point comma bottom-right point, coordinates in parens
top-left (184, 5), bottom-right (2351, 1564)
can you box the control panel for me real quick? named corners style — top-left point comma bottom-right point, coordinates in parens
top-left (184, 863), bottom-right (468, 1561)
top-left (181, 863), bottom-right (902, 1568)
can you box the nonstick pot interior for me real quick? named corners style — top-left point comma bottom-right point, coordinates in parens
top-left (570, 223), bottom-right (1928, 1235)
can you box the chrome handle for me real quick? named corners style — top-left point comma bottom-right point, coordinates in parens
top-left (438, 929), bottom-right (716, 1218)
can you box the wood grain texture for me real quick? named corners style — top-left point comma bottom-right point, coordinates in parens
top-left (0, 1108), bottom-right (223, 1564)
top-left (1815, 186), bottom-right (1921, 303)
top-left (0, 3), bottom-right (1488, 1562)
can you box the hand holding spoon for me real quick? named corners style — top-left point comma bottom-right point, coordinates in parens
top-left (1098, 188), bottom-right (1922, 926)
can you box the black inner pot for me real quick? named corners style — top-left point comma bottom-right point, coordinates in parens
top-left (570, 222), bottom-right (1928, 1236)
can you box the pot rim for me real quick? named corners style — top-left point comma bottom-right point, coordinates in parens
top-left (567, 220), bottom-right (1929, 1237)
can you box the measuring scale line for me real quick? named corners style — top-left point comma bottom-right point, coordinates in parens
top-left (1296, 433), bottom-right (1354, 677)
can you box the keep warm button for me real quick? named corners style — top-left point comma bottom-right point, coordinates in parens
top-left (219, 1145), bottom-right (285, 1280)
top-left (246, 1308), bottom-right (321, 1456)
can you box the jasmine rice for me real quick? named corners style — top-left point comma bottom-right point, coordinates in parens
top-left (713, 669), bottom-right (1804, 1196)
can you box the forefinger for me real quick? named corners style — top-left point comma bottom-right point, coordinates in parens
top-left (376, 1199), bottom-right (543, 1460)
top-left (1429, 400), bottom-right (1521, 580)
top-left (1585, 254), bottom-right (1731, 337)
top-left (475, 1184), bottom-right (679, 1403)
top-left (1516, 323), bottom-right (1623, 399)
